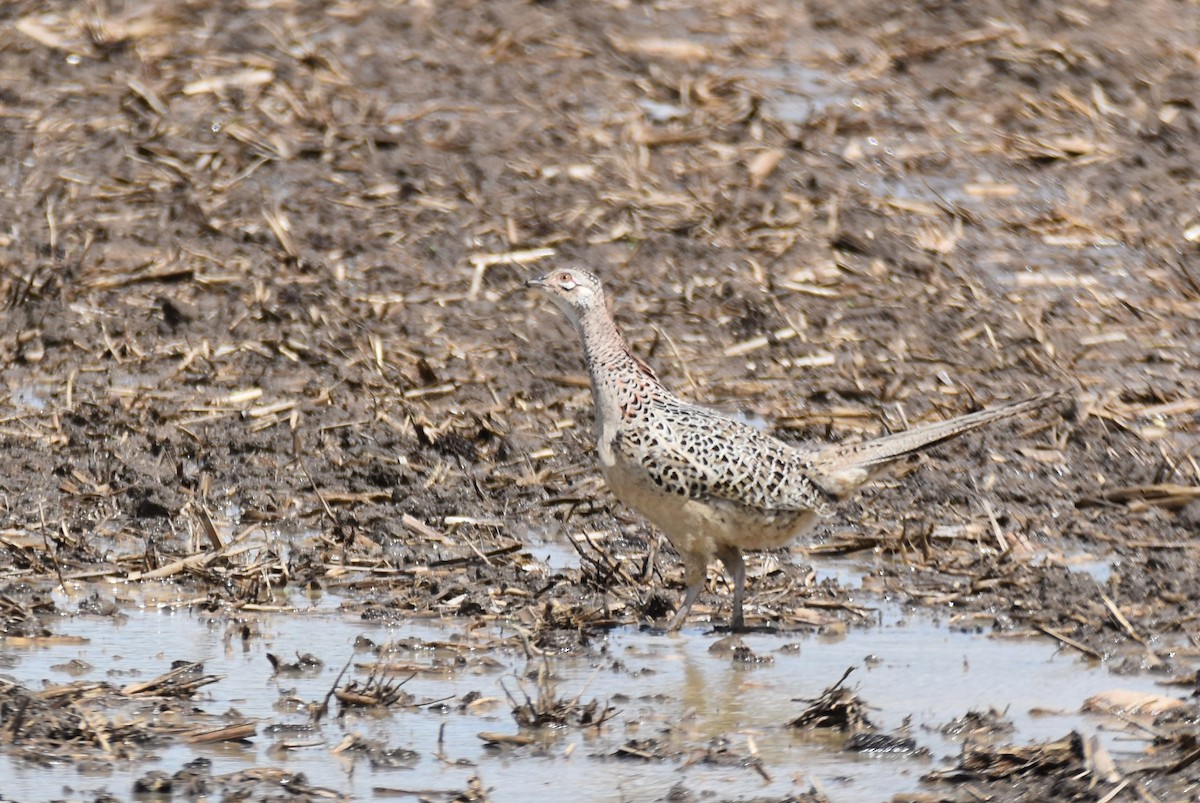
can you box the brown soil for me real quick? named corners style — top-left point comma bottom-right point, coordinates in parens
top-left (2, 0), bottom-right (1199, 800)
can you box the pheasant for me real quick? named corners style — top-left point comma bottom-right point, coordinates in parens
top-left (527, 268), bottom-right (1059, 630)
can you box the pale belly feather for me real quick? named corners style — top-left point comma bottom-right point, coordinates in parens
top-left (597, 438), bottom-right (819, 565)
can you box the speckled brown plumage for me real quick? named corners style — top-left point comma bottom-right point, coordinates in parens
top-left (527, 268), bottom-right (1060, 631)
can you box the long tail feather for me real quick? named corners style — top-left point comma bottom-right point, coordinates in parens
top-left (810, 391), bottom-right (1064, 496)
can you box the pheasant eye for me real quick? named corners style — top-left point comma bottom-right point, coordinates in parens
top-left (558, 272), bottom-right (577, 289)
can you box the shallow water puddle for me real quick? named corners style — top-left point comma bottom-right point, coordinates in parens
top-left (754, 62), bottom-right (853, 127)
top-left (0, 596), bottom-right (1170, 802)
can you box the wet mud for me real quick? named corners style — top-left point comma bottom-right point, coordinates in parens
top-left (2, 0), bottom-right (1200, 800)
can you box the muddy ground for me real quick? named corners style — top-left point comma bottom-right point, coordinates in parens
top-left (2, 0), bottom-right (1199, 801)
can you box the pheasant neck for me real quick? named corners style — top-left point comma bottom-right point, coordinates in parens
top-left (576, 304), bottom-right (659, 424)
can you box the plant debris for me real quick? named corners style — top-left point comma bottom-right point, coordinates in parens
top-left (2, 0), bottom-right (1199, 799)
top-left (789, 667), bottom-right (877, 734)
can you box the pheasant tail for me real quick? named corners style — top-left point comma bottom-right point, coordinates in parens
top-left (810, 391), bottom-right (1063, 497)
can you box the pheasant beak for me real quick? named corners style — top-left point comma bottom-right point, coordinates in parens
top-left (524, 274), bottom-right (548, 290)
